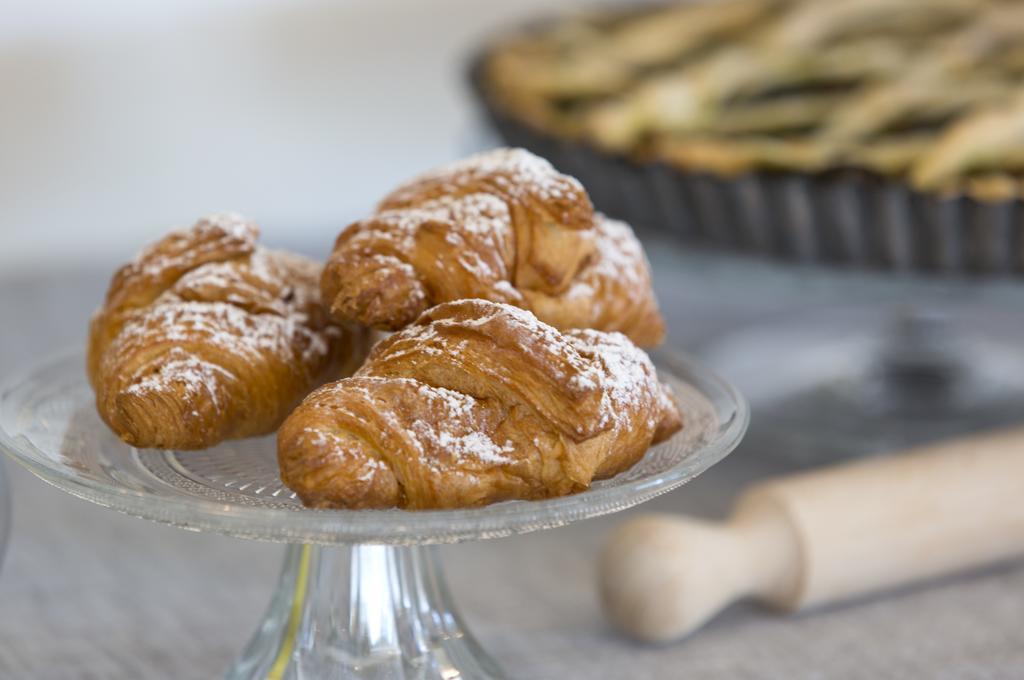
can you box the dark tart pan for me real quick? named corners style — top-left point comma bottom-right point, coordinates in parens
top-left (469, 55), bottom-right (1024, 276)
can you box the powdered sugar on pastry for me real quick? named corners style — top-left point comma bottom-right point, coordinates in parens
top-left (381, 147), bottom-right (587, 206)
top-left (119, 300), bottom-right (330, 370)
top-left (323, 148), bottom-right (663, 344)
top-left (348, 377), bottom-right (515, 467)
top-left (565, 328), bottom-right (660, 430)
top-left (411, 383), bottom-right (515, 466)
top-left (576, 217), bottom-right (647, 296)
top-left (124, 349), bottom-right (234, 411)
top-left (416, 301), bottom-right (667, 436)
top-left (349, 193), bottom-right (513, 284)
top-left (278, 299), bottom-right (681, 509)
top-left (134, 214), bottom-right (257, 280)
top-left (89, 214), bottom-right (365, 449)
top-left (519, 214), bottom-right (665, 346)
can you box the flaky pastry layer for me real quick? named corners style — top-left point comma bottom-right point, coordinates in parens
top-left (88, 214), bottom-right (368, 449)
top-left (321, 148), bottom-right (665, 345)
top-left (278, 299), bottom-right (681, 510)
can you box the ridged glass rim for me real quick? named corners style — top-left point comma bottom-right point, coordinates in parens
top-left (0, 350), bottom-right (748, 545)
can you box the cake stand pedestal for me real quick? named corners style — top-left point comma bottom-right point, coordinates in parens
top-left (227, 544), bottom-right (501, 680)
top-left (0, 352), bottom-right (747, 680)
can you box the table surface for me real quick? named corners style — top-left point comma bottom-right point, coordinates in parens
top-left (1, 234), bottom-right (1023, 680)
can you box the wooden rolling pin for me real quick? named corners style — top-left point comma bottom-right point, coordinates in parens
top-left (600, 427), bottom-right (1024, 642)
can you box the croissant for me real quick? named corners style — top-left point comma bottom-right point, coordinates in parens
top-left (320, 148), bottom-right (665, 346)
top-left (88, 214), bottom-right (368, 449)
top-left (277, 299), bottom-right (682, 510)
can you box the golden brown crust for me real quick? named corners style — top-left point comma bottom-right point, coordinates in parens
top-left (88, 214), bottom-right (369, 449)
top-left (911, 94), bottom-right (1024, 192)
top-left (321, 148), bottom-right (665, 346)
top-left (658, 135), bottom-right (833, 176)
top-left (321, 193), bottom-right (520, 331)
top-left (378, 147), bottom-right (595, 294)
top-left (521, 215), bottom-right (664, 347)
top-left (277, 299), bottom-right (682, 510)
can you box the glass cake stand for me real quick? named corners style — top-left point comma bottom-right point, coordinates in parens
top-left (0, 352), bottom-right (747, 680)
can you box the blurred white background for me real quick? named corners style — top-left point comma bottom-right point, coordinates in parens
top-left (0, 0), bottom-right (599, 273)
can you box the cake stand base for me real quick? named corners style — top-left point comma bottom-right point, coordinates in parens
top-left (228, 544), bottom-right (502, 680)
top-left (0, 352), bottom-right (745, 680)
